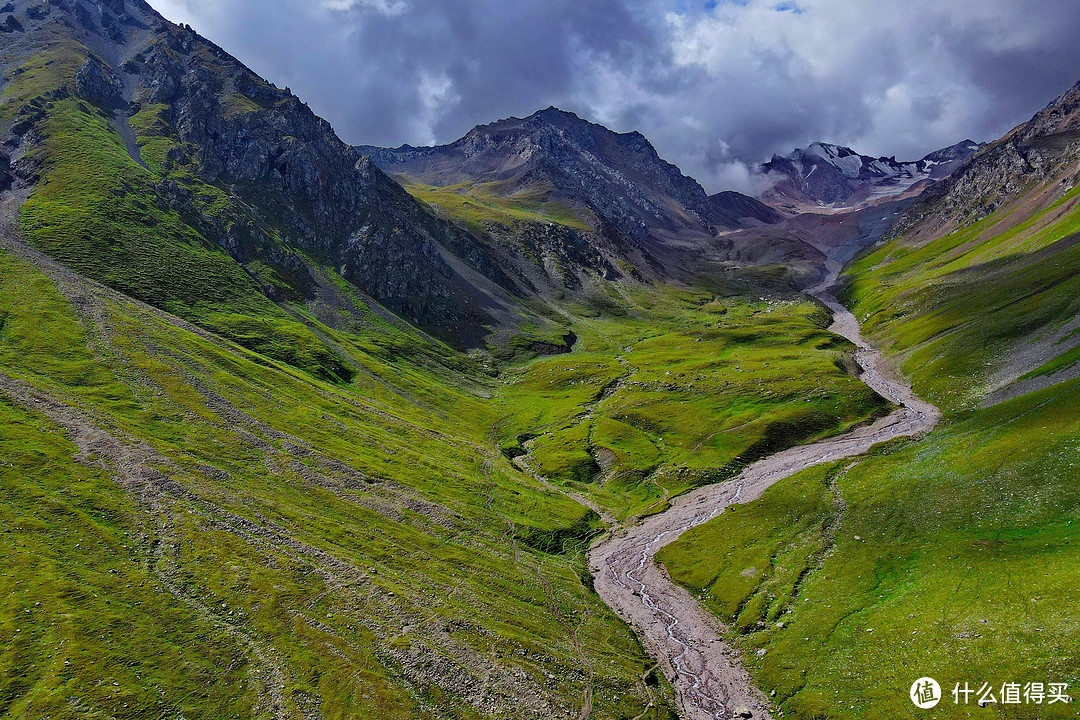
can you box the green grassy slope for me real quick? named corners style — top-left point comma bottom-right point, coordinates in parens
top-left (841, 183), bottom-right (1080, 411)
top-left (15, 55), bottom-right (351, 381)
top-left (0, 246), bottom-right (682, 719)
top-left (661, 378), bottom-right (1080, 720)
top-left (398, 169), bottom-right (889, 523)
top-left (660, 144), bottom-right (1080, 718)
top-left (497, 289), bottom-right (888, 521)
top-left (405, 181), bottom-right (593, 233)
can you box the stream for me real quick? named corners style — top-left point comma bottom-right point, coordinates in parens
top-left (588, 257), bottom-right (940, 719)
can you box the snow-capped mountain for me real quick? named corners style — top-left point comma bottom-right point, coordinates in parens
top-left (761, 140), bottom-right (982, 211)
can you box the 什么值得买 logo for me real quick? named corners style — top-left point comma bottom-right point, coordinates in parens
top-left (910, 677), bottom-right (941, 709)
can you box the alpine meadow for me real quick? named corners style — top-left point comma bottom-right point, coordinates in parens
top-left (1, 1), bottom-right (1079, 719)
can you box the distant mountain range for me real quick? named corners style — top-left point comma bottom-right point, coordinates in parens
top-left (761, 139), bottom-right (982, 211)
top-left (359, 108), bottom-right (780, 238)
top-left (358, 109), bottom-right (784, 291)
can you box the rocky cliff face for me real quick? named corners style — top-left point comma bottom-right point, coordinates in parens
top-left (1, 0), bottom-right (518, 343)
top-left (894, 82), bottom-right (1080, 238)
top-left (761, 140), bottom-right (981, 211)
top-left (360, 108), bottom-right (781, 273)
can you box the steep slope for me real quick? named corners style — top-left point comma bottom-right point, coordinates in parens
top-left (360, 108), bottom-right (783, 288)
top-left (849, 79), bottom-right (1080, 408)
top-left (0, 208), bottom-right (683, 720)
top-left (661, 79), bottom-right (1080, 719)
top-left (0, 0), bottom-right (524, 354)
top-left (762, 140), bottom-right (981, 211)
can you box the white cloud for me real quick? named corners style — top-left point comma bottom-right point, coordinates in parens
top-left (322, 0), bottom-right (409, 15)
top-left (145, 0), bottom-right (1080, 194)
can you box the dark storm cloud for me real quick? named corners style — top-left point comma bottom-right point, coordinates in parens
top-left (149, 0), bottom-right (1080, 193)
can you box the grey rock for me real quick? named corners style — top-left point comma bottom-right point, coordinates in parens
top-left (75, 58), bottom-right (124, 107)
top-left (359, 106), bottom-right (782, 283)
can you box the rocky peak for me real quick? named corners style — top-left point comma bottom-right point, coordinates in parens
top-left (762, 138), bottom-right (983, 210)
top-left (360, 106), bottom-right (780, 255)
top-left (2, 0), bottom-right (520, 342)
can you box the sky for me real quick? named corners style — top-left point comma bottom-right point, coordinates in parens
top-left (147, 0), bottom-right (1080, 194)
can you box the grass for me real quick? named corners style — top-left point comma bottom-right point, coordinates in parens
top-left (661, 162), bottom-right (1080, 719)
top-left (0, 395), bottom-right (258, 720)
top-left (18, 92), bottom-right (352, 381)
top-left (0, 195), bottom-right (889, 717)
top-left (496, 287), bottom-right (889, 520)
top-left (661, 379), bottom-right (1080, 720)
top-left (0, 244), bottom-right (680, 719)
top-left (405, 181), bottom-right (592, 232)
top-left (841, 181), bottom-right (1080, 411)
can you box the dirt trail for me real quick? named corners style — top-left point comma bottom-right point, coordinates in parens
top-left (588, 257), bottom-right (940, 720)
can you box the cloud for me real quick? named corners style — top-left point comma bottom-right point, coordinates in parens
top-left (147, 0), bottom-right (1080, 194)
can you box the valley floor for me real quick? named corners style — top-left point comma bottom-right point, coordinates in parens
top-left (593, 250), bottom-right (938, 720)
top-left (661, 142), bottom-right (1080, 718)
top-left (0, 195), bottom-right (887, 719)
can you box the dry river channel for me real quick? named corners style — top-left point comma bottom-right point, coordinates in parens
top-left (588, 257), bottom-right (941, 720)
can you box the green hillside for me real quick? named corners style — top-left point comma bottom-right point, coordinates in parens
top-left (660, 136), bottom-right (1080, 718)
top-left (842, 184), bottom-right (1080, 412)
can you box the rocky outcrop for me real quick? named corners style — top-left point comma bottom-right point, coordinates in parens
top-left (894, 81), bottom-right (1080, 236)
top-left (360, 107), bottom-right (781, 259)
top-left (74, 57), bottom-right (124, 107)
top-left (708, 190), bottom-right (783, 227)
top-left (132, 21), bottom-right (521, 330)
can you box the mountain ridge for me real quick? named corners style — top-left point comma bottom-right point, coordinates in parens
top-left (761, 138), bottom-right (982, 211)
top-left (1, 0), bottom-right (530, 354)
top-left (358, 107), bottom-right (783, 248)
top-left (893, 79), bottom-right (1080, 240)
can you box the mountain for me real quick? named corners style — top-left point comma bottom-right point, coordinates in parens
top-left (659, 78), bottom-right (1080, 719)
top-left (855, 78), bottom-right (1080, 406)
top-left (359, 108), bottom-right (783, 285)
top-left (0, 0), bottom-right (525, 356)
top-left (0, 0), bottom-right (807, 366)
top-left (895, 81), bottom-right (1080, 239)
top-left (761, 139), bottom-right (982, 211)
